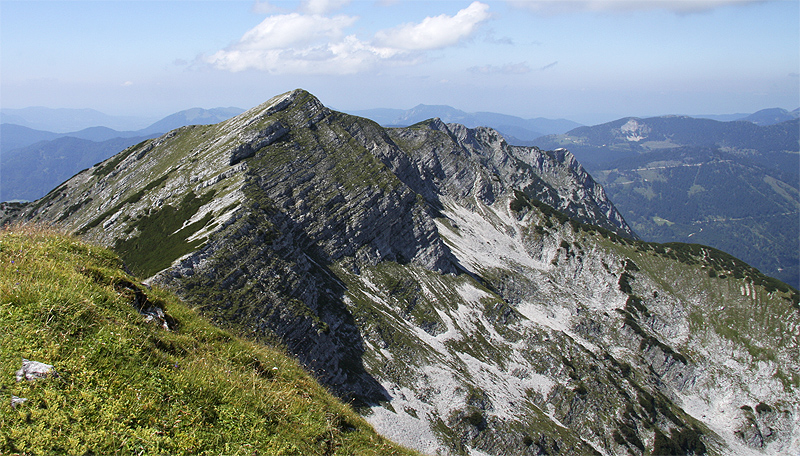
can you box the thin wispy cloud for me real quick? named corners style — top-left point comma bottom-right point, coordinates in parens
top-left (301, 0), bottom-right (351, 15)
top-left (540, 61), bottom-right (558, 70)
top-left (469, 62), bottom-right (532, 74)
top-left (206, 1), bottom-right (491, 74)
top-left (251, 1), bottom-right (280, 14)
top-left (480, 30), bottom-right (515, 45)
top-left (509, 0), bottom-right (766, 14)
top-left (253, 0), bottom-right (351, 15)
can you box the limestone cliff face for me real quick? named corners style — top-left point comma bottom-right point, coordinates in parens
top-left (369, 118), bottom-right (634, 239)
top-left (10, 89), bottom-right (798, 455)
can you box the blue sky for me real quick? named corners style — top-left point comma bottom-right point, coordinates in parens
top-left (1, 0), bottom-right (798, 124)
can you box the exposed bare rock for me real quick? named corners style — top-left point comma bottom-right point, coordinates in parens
top-left (15, 359), bottom-right (54, 382)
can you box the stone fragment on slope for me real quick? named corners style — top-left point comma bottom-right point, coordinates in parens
top-left (10, 395), bottom-right (27, 409)
top-left (15, 358), bottom-right (54, 381)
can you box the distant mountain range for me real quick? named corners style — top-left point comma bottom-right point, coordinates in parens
top-left (140, 107), bottom-right (245, 136)
top-left (1, 135), bottom-right (157, 203)
top-left (695, 107), bottom-right (800, 125)
top-left (0, 107), bottom-right (245, 201)
top-left (0, 106), bottom-right (157, 133)
top-left (1, 124), bottom-right (151, 153)
top-left (534, 115), bottom-right (799, 167)
top-left (0, 106), bottom-right (244, 133)
top-left (347, 105), bottom-right (799, 146)
top-left (535, 115), bottom-right (800, 288)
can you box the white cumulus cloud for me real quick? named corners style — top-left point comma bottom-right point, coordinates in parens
top-left (374, 1), bottom-right (491, 51)
top-left (235, 13), bottom-right (357, 50)
top-left (205, 12), bottom-right (370, 73)
top-left (205, 1), bottom-right (492, 75)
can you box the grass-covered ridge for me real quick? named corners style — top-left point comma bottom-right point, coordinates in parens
top-left (0, 224), bottom-right (415, 455)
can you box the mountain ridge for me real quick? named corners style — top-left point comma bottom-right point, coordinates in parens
top-left (4, 89), bottom-right (797, 455)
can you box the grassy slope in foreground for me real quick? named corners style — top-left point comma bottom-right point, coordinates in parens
top-left (0, 225), bottom-right (415, 456)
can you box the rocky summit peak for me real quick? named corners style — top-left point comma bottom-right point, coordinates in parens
top-left (239, 89), bottom-right (322, 123)
top-left (7, 89), bottom-right (797, 456)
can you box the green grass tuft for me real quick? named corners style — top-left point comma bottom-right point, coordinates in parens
top-left (114, 191), bottom-right (215, 278)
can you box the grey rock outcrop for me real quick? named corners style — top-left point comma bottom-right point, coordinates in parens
top-left (229, 121), bottom-right (288, 166)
